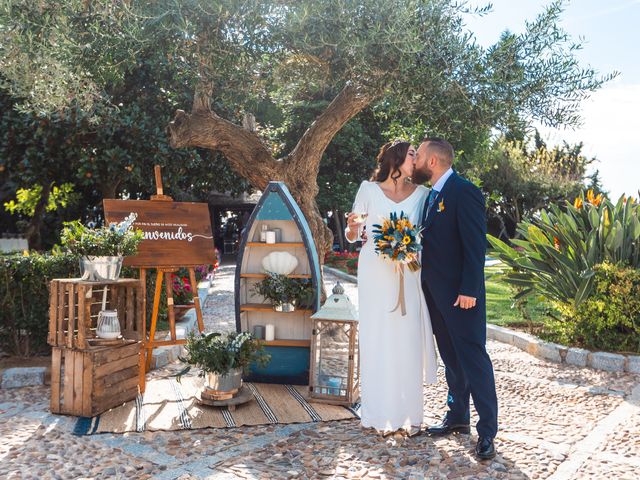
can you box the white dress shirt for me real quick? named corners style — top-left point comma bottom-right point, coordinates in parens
top-left (431, 167), bottom-right (454, 194)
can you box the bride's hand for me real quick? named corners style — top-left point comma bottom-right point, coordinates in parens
top-left (346, 213), bottom-right (360, 234)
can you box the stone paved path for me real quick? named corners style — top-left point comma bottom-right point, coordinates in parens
top-left (1, 264), bottom-right (638, 479)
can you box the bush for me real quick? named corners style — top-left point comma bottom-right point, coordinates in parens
top-left (544, 263), bottom-right (640, 353)
top-left (489, 191), bottom-right (640, 308)
top-left (346, 257), bottom-right (358, 274)
top-left (324, 251), bottom-right (359, 273)
top-left (0, 252), bottom-right (78, 356)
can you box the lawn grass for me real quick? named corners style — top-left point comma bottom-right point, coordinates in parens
top-left (484, 264), bottom-right (549, 331)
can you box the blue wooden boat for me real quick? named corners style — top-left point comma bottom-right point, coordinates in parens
top-left (235, 182), bottom-right (321, 384)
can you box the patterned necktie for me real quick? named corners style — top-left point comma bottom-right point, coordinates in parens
top-left (425, 189), bottom-right (439, 221)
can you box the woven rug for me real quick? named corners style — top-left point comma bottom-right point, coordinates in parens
top-left (73, 375), bottom-right (359, 435)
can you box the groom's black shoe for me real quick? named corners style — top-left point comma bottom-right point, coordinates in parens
top-left (425, 413), bottom-right (471, 436)
top-left (475, 437), bottom-right (496, 460)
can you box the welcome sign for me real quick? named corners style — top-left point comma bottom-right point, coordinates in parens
top-left (103, 199), bottom-right (215, 267)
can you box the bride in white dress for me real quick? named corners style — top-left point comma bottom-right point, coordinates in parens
top-left (346, 141), bottom-right (438, 435)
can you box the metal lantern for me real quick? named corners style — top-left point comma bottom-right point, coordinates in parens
top-left (309, 282), bottom-right (359, 406)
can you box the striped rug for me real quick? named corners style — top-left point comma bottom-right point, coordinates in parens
top-left (73, 375), bottom-right (359, 435)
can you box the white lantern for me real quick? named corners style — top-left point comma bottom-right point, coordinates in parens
top-left (309, 282), bottom-right (359, 406)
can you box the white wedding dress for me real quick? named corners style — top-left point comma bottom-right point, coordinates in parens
top-left (348, 180), bottom-right (438, 432)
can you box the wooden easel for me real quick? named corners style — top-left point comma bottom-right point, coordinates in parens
top-left (141, 166), bottom-right (205, 373)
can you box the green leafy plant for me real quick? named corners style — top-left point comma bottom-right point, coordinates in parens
top-left (252, 273), bottom-right (314, 308)
top-left (488, 191), bottom-right (640, 308)
top-left (4, 183), bottom-right (79, 217)
top-left (0, 252), bottom-right (78, 356)
top-left (545, 262), bottom-right (640, 353)
top-left (177, 331), bottom-right (270, 379)
top-left (60, 213), bottom-right (143, 257)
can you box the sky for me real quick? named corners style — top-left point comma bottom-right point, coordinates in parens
top-left (463, 0), bottom-right (640, 199)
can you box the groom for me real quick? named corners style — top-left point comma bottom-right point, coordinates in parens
top-left (413, 137), bottom-right (498, 460)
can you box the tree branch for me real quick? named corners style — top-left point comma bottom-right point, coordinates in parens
top-left (166, 110), bottom-right (280, 189)
top-left (287, 83), bottom-right (373, 177)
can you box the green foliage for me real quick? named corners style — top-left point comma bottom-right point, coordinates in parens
top-left (252, 273), bottom-right (315, 308)
top-left (0, 0), bottom-right (618, 253)
top-left (472, 134), bottom-right (595, 238)
top-left (545, 263), bottom-right (640, 353)
top-left (4, 183), bottom-right (79, 217)
top-left (177, 332), bottom-right (270, 378)
top-left (60, 216), bottom-right (143, 257)
top-left (0, 252), bottom-right (78, 356)
top-left (488, 192), bottom-right (640, 309)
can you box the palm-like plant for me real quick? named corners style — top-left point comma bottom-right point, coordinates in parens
top-left (488, 191), bottom-right (640, 308)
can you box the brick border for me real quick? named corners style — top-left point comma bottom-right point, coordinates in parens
top-left (487, 324), bottom-right (640, 374)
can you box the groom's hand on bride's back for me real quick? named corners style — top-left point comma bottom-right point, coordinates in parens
top-left (454, 294), bottom-right (476, 309)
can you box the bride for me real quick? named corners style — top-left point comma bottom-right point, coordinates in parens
top-left (346, 140), bottom-right (438, 436)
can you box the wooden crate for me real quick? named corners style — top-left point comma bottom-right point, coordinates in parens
top-left (48, 278), bottom-right (144, 350)
top-left (50, 341), bottom-right (142, 417)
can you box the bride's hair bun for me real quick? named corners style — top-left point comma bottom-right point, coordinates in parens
top-left (371, 140), bottom-right (410, 184)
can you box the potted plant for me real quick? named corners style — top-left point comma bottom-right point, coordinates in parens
top-left (171, 274), bottom-right (194, 321)
top-left (252, 272), bottom-right (315, 312)
top-left (61, 213), bottom-right (143, 281)
top-left (177, 331), bottom-right (270, 396)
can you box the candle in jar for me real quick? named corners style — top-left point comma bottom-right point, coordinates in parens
top-left (265, 231), bottom-right (276, 244)
top-left (265, 324), bottom-right (275, 341)
top-left (253, 325), bottom-right (265, 340)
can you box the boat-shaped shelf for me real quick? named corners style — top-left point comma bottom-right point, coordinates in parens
top-left (235, 182), bottom-right (321, 384)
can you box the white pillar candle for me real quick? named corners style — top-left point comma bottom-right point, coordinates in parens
top-left (265, 231), bottom-right (276, 244)
top-left (265, 324), bottom-right (275, 341)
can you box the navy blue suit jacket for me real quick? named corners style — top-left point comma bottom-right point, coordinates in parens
top-left (420, 171), bottom-right (487, 342)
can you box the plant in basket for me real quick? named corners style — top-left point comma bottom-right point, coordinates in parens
top-left (60, 213), bottom-right (143, 281)
top-left (177, 331), bottom-right (271, 395)
top-left (252, 272), bottom-right (315, 311)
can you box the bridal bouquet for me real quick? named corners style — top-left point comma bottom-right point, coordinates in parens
top-left (371, 212), bottom-right (423, 316)
top-left (371, 211), bottom-right (423, 272)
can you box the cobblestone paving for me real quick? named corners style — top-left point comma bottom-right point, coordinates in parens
top-left (1, 264), bottom-right (638, 479)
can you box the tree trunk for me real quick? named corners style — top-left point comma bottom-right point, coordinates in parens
top-left (24, 181), bottom-right (51, 251)
top-left (167, 83), bottom-right (373, 276)
top-left (101, 178), bottom-right (121, 200)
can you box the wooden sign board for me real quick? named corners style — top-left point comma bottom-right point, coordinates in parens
top-left (103, 199), bottom-right (215, 267)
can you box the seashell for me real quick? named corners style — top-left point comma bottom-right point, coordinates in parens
top-left (261, 251), bottom-right (299, 275)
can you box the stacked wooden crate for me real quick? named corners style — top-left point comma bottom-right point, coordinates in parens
top-left (48, 278), bottom-right (144, 417)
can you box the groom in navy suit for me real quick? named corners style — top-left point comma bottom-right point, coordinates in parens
top-left (414, 137), bottom-right (498, 460)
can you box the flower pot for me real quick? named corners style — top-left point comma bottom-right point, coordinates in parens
top-left (274, 302), bottom-right (295, 312)
top-left (206, 368), bottom-right (243, 399)
top-left (79, 256), bottom-right (123, 282)
top-left (173, 304), bottom-right (194, 321)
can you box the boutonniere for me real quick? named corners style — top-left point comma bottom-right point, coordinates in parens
top-left (437, 199), bottom-right (445, 213)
